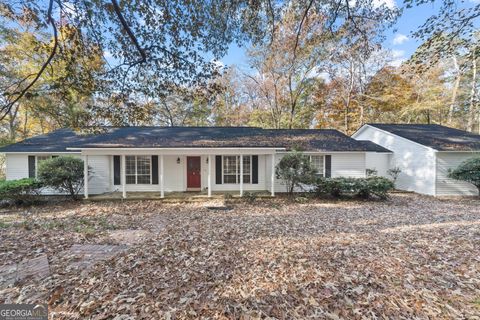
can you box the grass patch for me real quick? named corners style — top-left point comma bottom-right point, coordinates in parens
top-left (41, 220), bottom-right (67, 230)
top-left (472, 298), bottom-right (480, 309)
top-left (74, 225), bottom-right (97, 235)
top-left (0, 221), bottom-right (10, 228)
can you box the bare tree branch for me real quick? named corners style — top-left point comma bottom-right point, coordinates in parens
top-left (292, 0), bottom-right (314, 59)
top-left (110, 0), bottom-right (146, 64)
top-left (0, 0), bottom-right (58, 121)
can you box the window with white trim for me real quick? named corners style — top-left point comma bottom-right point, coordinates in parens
top-left (222, 155), bottom-right (252, 184)
top-left (310, 155), bottom-right (324, 177)
top-left (126, 155), bottom-right (151, 184)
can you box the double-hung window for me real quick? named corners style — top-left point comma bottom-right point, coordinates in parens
top-left (309, 155), bottom-right (324, 177)
top-left (126, 155), bottom-right (151, 184)
top-left (222, 155), bottom-right (251, 184)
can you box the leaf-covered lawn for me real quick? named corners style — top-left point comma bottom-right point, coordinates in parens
top-left (1, 194), bottom-right (479, 319)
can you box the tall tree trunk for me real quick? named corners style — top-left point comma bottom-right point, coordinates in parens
top-left (344, 61), bottom-right (355, 133)
top-left (22, 109), bottom-right (29, 139)
top-left (448, 55), bottom-right (461, 125)
top-left (7, 105), bottom-right (20, 141)
top-left (359, 103), bottom-right (364, 126)
top-left (467, 50), bottom-right (477, 132)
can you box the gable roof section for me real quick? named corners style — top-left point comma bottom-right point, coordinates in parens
top-left (356, 140), bottom-right (392, 153)
top-left (0, 127), bottom-right (389, 153)
top-left (366, 123), bottom-right (480, 151)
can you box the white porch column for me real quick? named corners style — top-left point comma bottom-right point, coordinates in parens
top-left (271, 153), bottom-right (275, 197)
top-left (160, 154), bottom-right (164, 198)
top-left (121, 155), bottom-right (126, 199)
top-left (239, 155), bottom-right (243, 197)
top-left (207, 154), bottom-right (212, 197)
top-left (83, 155), bottom-right (89, 199)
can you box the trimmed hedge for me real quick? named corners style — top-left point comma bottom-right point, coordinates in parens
top-left (0, 178), bottom-right (43, 204)
top-left (314, 177), bottom-right (394, 200)
top-left (38, 156), bottom-right (85, 199)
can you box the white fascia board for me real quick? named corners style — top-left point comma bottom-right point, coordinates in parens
top-left (2, 151), bottom-right (81, 154)
top-left (275, 150), bottom-right (390, 154)
top-left (354, 124), bottom-right (438, 152)
top-left (436, 150), bottom-right (480, 153)
top-left (350, 125), bottom-right (369, 138)
top-left (71, 147), bottom-right (286, 156)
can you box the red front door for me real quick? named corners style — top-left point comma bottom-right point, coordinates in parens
top-left (187, 156), bottom-right (201, 189)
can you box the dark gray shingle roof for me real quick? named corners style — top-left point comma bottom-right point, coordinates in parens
top-left (356, 140), bottom-right (392, 153)
top-left (0, 127), bottom-right (390, 153)
top-left (367, 123), bottom-right (480, 151)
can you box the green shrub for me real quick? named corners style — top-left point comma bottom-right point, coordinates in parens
top-left (314, 176), bottom-right (393, 200)
top-left (37, 156), bottom-right (88, 199)
top-left (315, 177), bottom-right (344, 197)
top-left (448, 157), bottom-right (480, 197)
top-left (366, 168), bottom-right (378, 177)
top-left (275, 151), bottom-right (317, 196)
top-left (0, 178), bottom-right (43, 204)
top-left (360, 177), bottom-right (395, 200)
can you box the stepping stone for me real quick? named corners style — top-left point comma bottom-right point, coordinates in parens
top-left (17, 255), bottom-right (50, 283)
top-left (108, 229), bottom-right (152, 245)
top-left (0, 264), bottom-right (18, 287)
top-left (0, 254), bottom-right (50, 287)
top-left (64, 244), bottom-right (127, 272)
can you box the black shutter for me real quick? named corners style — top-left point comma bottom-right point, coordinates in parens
top-left (215, 155), bottom-right (222, 184)
top-left (113, 155), bottom-right (121, 185)
top-left (151, 155), bottom-right (159, 184)
top-left (28, 156), bottom-right (35, 178)
top-left (252, 155), bottom-right (258, 184)
top-left (325, 155), bottom-right (332, 178)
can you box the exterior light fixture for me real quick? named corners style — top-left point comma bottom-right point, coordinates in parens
top-left (177, 157), bottom-right (181, 164)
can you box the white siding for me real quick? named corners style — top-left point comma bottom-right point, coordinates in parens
top-left (272, 152), bottom-right (367, 192)
top-left (4, 153), bottom-right (109, 195)
top-left (6, 154), bottom-right (29, 180)
top-left (87, 155), bottom-right (111, 194)
top-left (353, 126), bottom-right (436, 195)
top-left (365, 152), bottom-right (391, 177)
top-left (331, 153), bottom-right (366, 178)
top-left (436, 152), bottom-right (479, 196)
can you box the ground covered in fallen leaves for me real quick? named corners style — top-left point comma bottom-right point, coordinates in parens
top-left (0, 194), bottom-right (479, 319)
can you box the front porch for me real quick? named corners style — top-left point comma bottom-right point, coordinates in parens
top-left (86, 191), bottom-right (273, 202)
top-left (81, 150), bottom-right (279, 200)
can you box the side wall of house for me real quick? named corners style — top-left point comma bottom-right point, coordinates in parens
top-left (353, 126), bottom-right (436, 195)
top-left (365, 153), bottom-right (391, 177)
top-left (436, 152), bottom-right (479, 196)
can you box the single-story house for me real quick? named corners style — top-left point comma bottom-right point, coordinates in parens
top-left (0, 127), bottom-right (391, 198)
top-left (353, 123), bottom-right (480, 196)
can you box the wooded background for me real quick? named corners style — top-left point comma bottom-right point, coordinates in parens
top-left (0, 0), bottom-right (478, 144)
